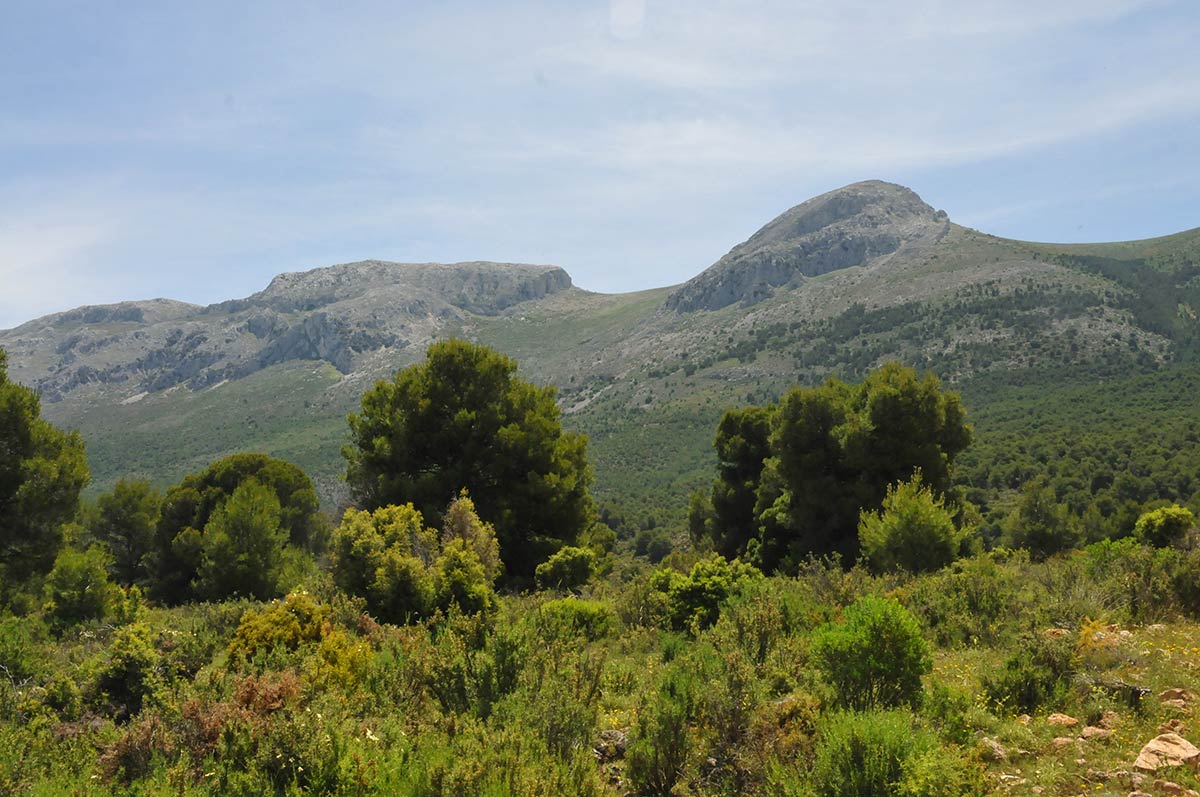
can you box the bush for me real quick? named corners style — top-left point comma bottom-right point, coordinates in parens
top-left (535, 546), bottom-right (596, 592)
top-left (811, 709), bottom-right (932, 797)
top-left (534, 598), bottom-right (615, 642)
top-left (228, 592), bottom-right (330, 661)
top-left (982, 631), bottom-right (1075, 714)
top-left (94, 622), bottom-right (163, 720)
top-left (859, 473), bottom-right (962, 574)
top-left (811, 597), bottom-right (930, 710)
top-left (653, 555), bottom-right (763, 632)
top-left (332, 501), bottom-right (498, 622)
top-left (1003, 477), bottom-right (1081, 560)
top-left (626, 666), bottom-right (697, 796)
top-left (1134, 504), bottom-right (1194, 548)
top-left (43, 545), bottom-right (122, 629)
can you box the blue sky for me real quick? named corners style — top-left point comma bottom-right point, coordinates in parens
top-left (2, 0), bottom-right (1198, 329)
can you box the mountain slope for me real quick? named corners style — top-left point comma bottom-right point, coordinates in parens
top-left (2, 181), bottom-right (1197, 525)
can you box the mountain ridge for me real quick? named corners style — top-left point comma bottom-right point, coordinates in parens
top-left (3, 180), bottom-right (1198, 518)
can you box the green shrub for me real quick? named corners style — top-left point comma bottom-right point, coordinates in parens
top-left (811, 709), bottom-right (932, 797)
top-left (653, 555), bottom-right (763, 632)
top-left (195, 479), bottom-right (288, 601)
top-left (1003, 477), bottom-right (1081, 560)
top-left (95, 622), bottom-right (163, 720)
top-left (897, 745), bottom-right (986, 797)
top-left (811, 597), bottom-right (930, 710)
top-left (859, 473), bottom-right (963, 574)
top-left (42, 545), bottom-right (122, 629)
top-left (534, 598), bottom-right (615, 642)
top-left (626, 666), bottom-right (698, 796)
top-left (535, 546), bottom-right (596, 592)
top-left (1134, 504), bottom-right (1194, 547)
top-left (982, 631), bottom-right (1075, 714)
top-left (227, 591), bottom-right (330, 661)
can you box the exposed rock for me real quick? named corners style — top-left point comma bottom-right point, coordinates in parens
top-left (1082, 726), bottom-right (1114, 741)
top-left (1052, 736), bottom-right (1076, 750)
top-left (665, 180), bottom-right (949, 312)
top-left (1133, 733), bottom-right (1200, 772)
top-left (1099, 710), bottom-right (1122, 730)
top-left (979, 737), bottom-right (1008, 762)
top-left (1154, 780), bottom-right (1200, 797)
top-left (0, 261), bottom-right (568, 400)
top-left (1048, 713), bottom-right (1080, 727)
top-left (1160, 719), bottom-right (1189, 735)
top-left (1160, 689), bottom-right (1196, 711)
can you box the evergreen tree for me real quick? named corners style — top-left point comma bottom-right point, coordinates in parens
top-left (344, 339), bottom-right (593, 583)
top-left (0, 348), bottom-right (90, 590)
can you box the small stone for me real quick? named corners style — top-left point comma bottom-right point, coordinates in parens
top-left (1160, 689), bottom-right (1196, 705)
top-left (1018, 714), bottom-right (1032, 726)
top-left (1032, 788), bottom-right (1044, 795)
top-left (1160, 719), bottom-right (1188, 734)
top-left (1083, 726), bottom-right (1114, 741)
top-left (1052, 737), bottom-right (1075, 750)
top-left (1154, 780), bottom-right (1200, 797)
top-left (1127, 792), bottom-right (1152, 797)
top-left (1048, 713), bottom-right (1080, 727)
top-left (1099, 710), bottom-right (1121, 729)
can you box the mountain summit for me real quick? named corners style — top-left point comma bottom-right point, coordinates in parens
top-left (666, 180), bottom-right (950, 312)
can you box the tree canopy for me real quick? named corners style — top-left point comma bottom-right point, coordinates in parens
top-left (344, 339), bottom-right (593, 582)
top-left (0, 348), bottom-right (90, 588)
top-left (149, 452), bottom-right (323, 603)
top-left (692, 362), bottom-right (971, 572)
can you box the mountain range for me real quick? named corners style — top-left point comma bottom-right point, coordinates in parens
top-left (4, 180), bottom-right (1199, 523)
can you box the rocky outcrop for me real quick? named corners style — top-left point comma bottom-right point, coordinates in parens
top-left (0, 261), bottom-right (571, 400)
top-left (666, 180), bottom-right (950, 313)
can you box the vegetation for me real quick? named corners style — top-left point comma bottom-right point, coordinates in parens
top-left (345, 339), bottom-right (593, 583)
top-left (7, 342), bottom-right (1200, 795)
top-left (0, 349), bottom-right (89, 595)
top-left (691, 362), bottom-right (971, 572)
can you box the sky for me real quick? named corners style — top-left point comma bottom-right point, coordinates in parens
top-left (2, 0), bottom-right (1198, 329)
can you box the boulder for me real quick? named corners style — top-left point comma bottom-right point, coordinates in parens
top-left (1132, 733), bottom-right (1200, 772)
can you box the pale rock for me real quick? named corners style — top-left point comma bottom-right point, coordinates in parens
top-left (1132, 733), bottom-right (1200, 772)
top-left (1048, 713), bottom-right (1079, 727)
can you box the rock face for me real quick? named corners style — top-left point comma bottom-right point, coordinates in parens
top-left (0, 261), bottom-right (571, 400)
top-left (665, 180), bottom-right (949, 313)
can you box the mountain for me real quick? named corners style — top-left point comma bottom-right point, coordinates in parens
top-left (3, 180), bottom-right (1199, 523)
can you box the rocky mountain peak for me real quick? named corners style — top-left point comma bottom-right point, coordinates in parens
top-left (247, 260), bottom-right (572, 315)
top-left (666, 180), bottom-right (950, 313)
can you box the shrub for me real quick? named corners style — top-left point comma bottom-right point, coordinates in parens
top-left (811, 709), bottom-right (932, 797)
top-left (434, 540), bottom-right (496, 616)
top-left (653, 555), bottom-right (763, 632)
top-left (1134, 504), bottom-right (1194, 548)
top-left (534, 598), bottom-right (615, 643)
top-left (228, 591), bottom-right (330, 661)
top-left (859, 473), bottom-right (962, 574)
top-left (982, 631), bottom-right (1075, 714)
top-left (811, 597), bottom-right (930, 710)
top-left (535, 546), bottom-right (596, 591)
top-left (626, 666), bottom-right (697, 796)
top-left (42, 545), bottom-right (122, 629)
top-left (94, 622), bottom-right (163, 720)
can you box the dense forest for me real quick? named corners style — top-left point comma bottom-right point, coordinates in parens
top-left (3, 341), bottom-right (1200, 797)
